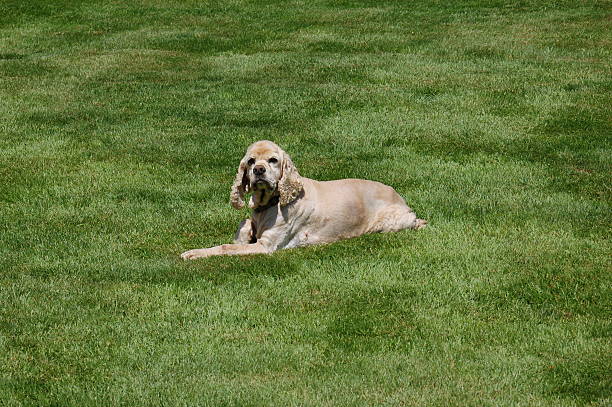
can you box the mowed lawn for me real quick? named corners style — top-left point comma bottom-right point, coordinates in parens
top-left (1, 0), bottom-right (610, 405)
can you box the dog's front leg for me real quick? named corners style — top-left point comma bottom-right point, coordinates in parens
top-left (181, 242), bottom-right (270, 260)
top-left (233, 218), bottom-right (256, 244)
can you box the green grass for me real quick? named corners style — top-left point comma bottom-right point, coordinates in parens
top-left (1, 0), bottom-right (610, 405)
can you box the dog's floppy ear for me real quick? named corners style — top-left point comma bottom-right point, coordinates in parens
top-left (278, 148), bottom-right (303, 207)
top-left (230, 156), bottom-right (250, 209)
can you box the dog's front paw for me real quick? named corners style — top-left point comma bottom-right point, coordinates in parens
top-left (181, 249), bottom-right (208, 260)
top-left (415, 218), bottom-right (427, 230)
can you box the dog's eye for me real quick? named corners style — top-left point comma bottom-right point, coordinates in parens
top-left (268, 157), bottom-right (278, 164)
top-left (247, 158), bottom-right (255, 166)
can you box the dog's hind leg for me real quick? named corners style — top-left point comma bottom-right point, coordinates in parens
top-left (368, 205), bottom-right (427, 233)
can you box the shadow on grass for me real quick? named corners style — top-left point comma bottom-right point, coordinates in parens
top-left (544, 354), bottom-right (611, 404)
top-left (324, 286), bottom-right (422, 354)
top-left (168, 233), bottom-right (417, 286)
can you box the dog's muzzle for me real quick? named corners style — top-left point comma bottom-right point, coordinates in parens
top-left (252, 178), bottom-right (274, 189)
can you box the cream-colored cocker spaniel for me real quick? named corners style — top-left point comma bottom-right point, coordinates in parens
top-left (181, 140), bottom-right (426, 260)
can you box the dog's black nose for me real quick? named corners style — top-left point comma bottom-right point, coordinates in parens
top-left (253, 165), bottom-right (266, 176)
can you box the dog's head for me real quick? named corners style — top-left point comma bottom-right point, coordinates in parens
top-left (230, 140), bottom-right (303, 210)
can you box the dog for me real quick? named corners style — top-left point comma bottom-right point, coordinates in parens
top-left (181, 140), bottom-right (426, 259)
